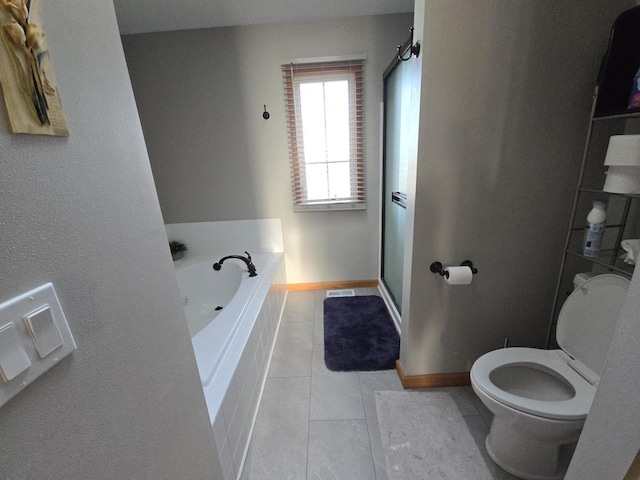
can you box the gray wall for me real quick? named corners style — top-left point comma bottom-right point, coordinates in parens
top-left (0, 1), bottom-right (222, 479)
top-left (122, 14), bottom-right (413, 284)
top-left (400, 0), bottom-right (633, 375)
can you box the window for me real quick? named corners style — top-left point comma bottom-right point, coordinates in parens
top-left (282, 58), bottom-right (365, 211)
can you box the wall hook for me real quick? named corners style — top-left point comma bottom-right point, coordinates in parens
top-left (397, 27), bottom-right (421, 62)
top-left (262, 105), bottom-right (270, 120)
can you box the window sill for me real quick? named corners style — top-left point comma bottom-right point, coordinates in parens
top-left (294, 201), bottom-right (367, 212)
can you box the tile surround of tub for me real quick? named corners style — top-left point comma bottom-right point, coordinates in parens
top-left (210, 257), bottom-right (287, 480)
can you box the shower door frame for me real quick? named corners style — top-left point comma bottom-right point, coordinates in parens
top-left (380, 49), bottom-right (409, 315)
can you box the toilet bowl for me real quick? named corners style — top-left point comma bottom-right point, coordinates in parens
top-left (470, 274), bottom-right (629, 480)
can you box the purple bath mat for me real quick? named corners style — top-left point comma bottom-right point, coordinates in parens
top-left (323, 295), bottom-right (399, 372)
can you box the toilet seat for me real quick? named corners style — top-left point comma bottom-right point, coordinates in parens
top-left (471, 274), bottom-right (630, 422)
top-left (471, 347), bottom-right (596, 421)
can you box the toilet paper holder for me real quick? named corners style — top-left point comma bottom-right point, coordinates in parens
top-left (430, 260), bottom-right (478, 278)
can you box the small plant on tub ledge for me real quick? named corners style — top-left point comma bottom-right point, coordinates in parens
top-left (169, 240), bottom-right (187, 261)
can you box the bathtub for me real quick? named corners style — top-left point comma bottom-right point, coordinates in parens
top-left (178, 259), bottom-right (242, 337)
top-left (176, 254), bottom-right (257, 385)
top-left (174, 251), bottom-right (286, 480)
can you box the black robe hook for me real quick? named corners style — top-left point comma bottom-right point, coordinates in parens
top-left (397, 27), bottom-right (421, 61)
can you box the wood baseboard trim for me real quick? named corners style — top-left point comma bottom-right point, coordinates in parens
top-left (395, 360), bottom-right (470, 389)
top-left (287, 280), bottom-right (378, 291)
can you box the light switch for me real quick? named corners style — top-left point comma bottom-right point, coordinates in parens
top-left (0, 283), bottom-right (76, 408)
top-left (24, 305), bottom-right (63, 358)
top-left (0, 323), bottom-right (31, 383)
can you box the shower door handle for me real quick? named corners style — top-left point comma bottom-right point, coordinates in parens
top-left (391, 191), bottom-right (407, 209)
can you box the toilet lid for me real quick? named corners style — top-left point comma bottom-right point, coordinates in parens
top-left (557, 274), bottom-right (629, 378)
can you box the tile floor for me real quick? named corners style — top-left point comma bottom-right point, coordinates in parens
top-left (241, 288), bottom-right (519, 480)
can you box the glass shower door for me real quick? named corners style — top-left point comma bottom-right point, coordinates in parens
top-left (381, 57), bottom-right (412, 313)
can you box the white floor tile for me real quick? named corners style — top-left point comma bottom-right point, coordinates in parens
top-left (310, 347), bottom-right (365, 420)
top-left (241, 376), bottom-right (310, 480)
top-left (267, 322), bottom-right (313, 377)
top-left (307, 420), bottom-right (375, 480)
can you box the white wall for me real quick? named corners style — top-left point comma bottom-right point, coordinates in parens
top-left (0, 1), bottom-right (222, 478)
top-left (122, 14), bottom-right (413, 284)
top-left (165, 219), bottom-right (284, 258)
top-left (400, 0), bottom-right (632, 375)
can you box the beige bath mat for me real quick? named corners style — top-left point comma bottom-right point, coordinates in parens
top-left (375, 391), bottom-right (493, 480)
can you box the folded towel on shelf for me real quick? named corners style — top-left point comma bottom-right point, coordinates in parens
top-left (620, 239), bottom-right (640, 265)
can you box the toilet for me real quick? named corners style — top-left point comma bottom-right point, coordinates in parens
top-left (470, 274), bottom-right (629, 480)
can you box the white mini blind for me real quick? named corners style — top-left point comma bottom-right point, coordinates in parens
top-left (282, 59), bottom-right (365, 211)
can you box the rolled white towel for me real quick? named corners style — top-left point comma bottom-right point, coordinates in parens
top-left (620, 239), bottom-right (640, 265)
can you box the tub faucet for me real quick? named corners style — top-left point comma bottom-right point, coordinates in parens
top-left (213, 251), bottom-right (257, 277)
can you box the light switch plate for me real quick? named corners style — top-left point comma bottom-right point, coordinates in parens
top-left (0, 283), bottom-right (76, 408)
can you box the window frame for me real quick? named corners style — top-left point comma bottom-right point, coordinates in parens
top-left (282, 56), bottom-right (366, 212)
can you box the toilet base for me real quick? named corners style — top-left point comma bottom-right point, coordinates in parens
top-left (485, 415), bottom-right (577, 480)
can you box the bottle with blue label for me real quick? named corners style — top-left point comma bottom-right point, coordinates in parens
top-left (629, 67), bottom-right (640, 110)
top-left (582, 200), bottom-right (607, 257)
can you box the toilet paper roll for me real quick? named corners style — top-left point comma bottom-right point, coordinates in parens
top-left (604, 135), bottom-right (640, 166)
top-left (603, 166), bottom-right (640, 194)
top-left (444, 266), bottom-right (473, 285)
